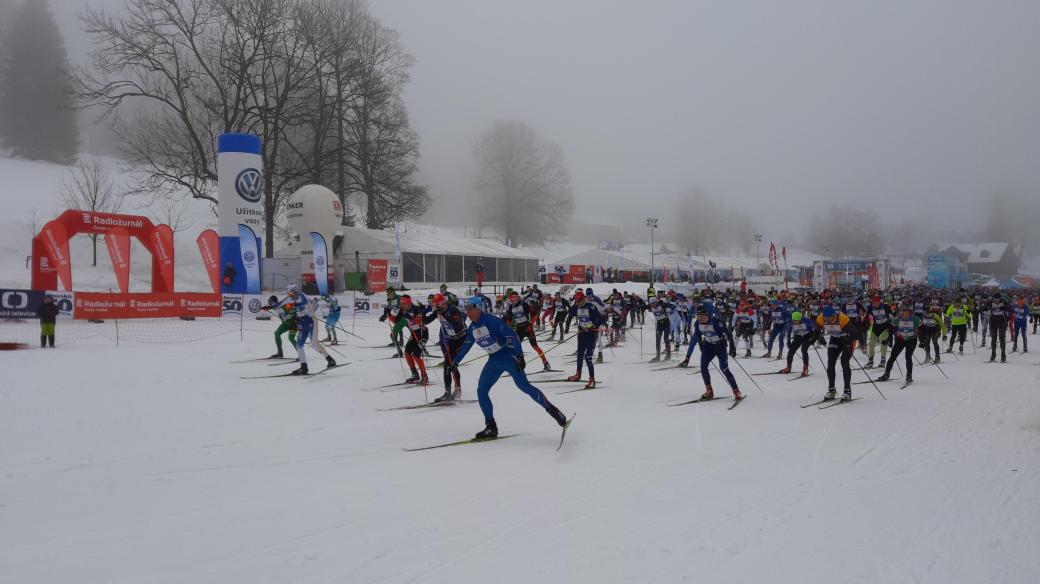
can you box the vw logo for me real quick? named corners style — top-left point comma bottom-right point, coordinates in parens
top-left (316, 256), bottom-right (325, 267)
top-left (243, 251), bottom-right (256, 263)
top-left (235, 168), bottom-right (262, 203)
top-left (248, 298), bottom-right (262, 313)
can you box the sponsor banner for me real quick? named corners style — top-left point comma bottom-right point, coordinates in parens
top-left (39, 221), bottom-right (73, 290)
top-left (197, 229), bottom-right (222, 293)
top-left (824, 261), bottom-right (872, 272)
top-left (367, 259), bottom-right (388, 294)
top-left (311, 232), bottom-right (329, 296)
top-left (104, 228), bottom-right (131, 293)
top-left (238, 224), bottom-right (261, 294)
top-left (151, 224), bottom-right (176, 292)
top-left (349, 294), bottom-right (384, 316)
top-left (0, 289), bottom-right (44, 319)
top-left (546, 273), bottom-right (562, 284)
top-left (74, 292), bottom-right (221, 319)
top-left (388, 261), bottom-right (401, 285)
top-left (221, 294), bottom-right (268, 318)
top-left (216, 134), bottom-right (264, 238)
top-left (46, 290), bottom-right (75, 319)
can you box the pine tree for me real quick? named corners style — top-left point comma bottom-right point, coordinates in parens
top-left (0, 0), bottom-right (79, 163)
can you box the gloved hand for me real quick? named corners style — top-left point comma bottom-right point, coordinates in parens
top-left (378, 314), bottom-right (387, 323)
top-left (729, 347), bottom-right (737, 358)
top-left (515, 354), bottom-right (526, 371)
top-left (678, 358), bottom-right (689, 368)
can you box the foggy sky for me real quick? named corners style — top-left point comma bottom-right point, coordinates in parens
top-left (53, 0), bottom-right (1040, 244)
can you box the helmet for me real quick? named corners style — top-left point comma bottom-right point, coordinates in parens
top-left (287, 283), bottom-right (300, 294)
top-left (574, 290), bottom-right (586, 300)
top-left (400, 294), bottom-right (412, 304)
top-left (464, 295), bottom-right (484, 310)
top-left (432, 293), bottom-right (446, 305)
top-left (791, 311), bottom-right (802, 321)
top-left (585, 287), bottom-right (594, 294)
top-left (440, 283), bottom-right (448, 291)
top-left (695, 304), bottom-right (708, 316)
top-left (268, 295), bottom-right (278, 304)
top-left (822, 305), bottom-right (836, 318)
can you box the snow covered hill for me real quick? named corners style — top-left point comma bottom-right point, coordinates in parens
top-left (2, 290), bottom-right (1039, 583)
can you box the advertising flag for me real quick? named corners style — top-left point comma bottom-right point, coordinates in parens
top-left (237, 224), bottom-right (261, 294)
top-left (311, 232), bottom-right (329, 296)
top-left (196, 229), bottom-right (221, 293)
top-left (104, 228), bottom-right (131, 293)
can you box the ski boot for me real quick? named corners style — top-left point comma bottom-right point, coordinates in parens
top-left (905, 375), bottom-right (913, 384)
top-left (419, 374), bottom-right (430, 386)
top-left (596, 352), bottom-right (604, 364)
top-left (545, 404), bottom-right (568, 427)
top-left (566, 374), bottom-right (582, 382)
top-left (1011, 345), bottom-right (1018, 353)
top-left (945, 347), bottom-right (953, 354)
top-left (933, 356), bottom-right (941, 364)
top-left (405, 370), bottom-right (420, 384)
top-left (433, 390), bottom-right (454, 403)
top-left (958, 347), bottom-right (964, 354)
top-left (584, 378), bottom-right (597, 389)
top-left (269, 352), bottom-right (284, 359)
top-left (776, 351), bottom-right (784, 361)
top-left (291, 363), bottom-right (309, 376)
top-left (878, 357), bottom-right (887, 369)
top-left (700, 385), bottom-right (714, 400)
top-left (452, 386), bottom-right (462, 400)
top-left (744, 349), bottom-right (751, 358)
top-left (779, 366), bottom-right (792, 374)
top-left (543, 361), bottom-right (552, 372)
top-left (864, 359), bottom-right (873, 369)
top-left (663, 351), bottom-right (671, 362)
top-left (1001, 355), bottom-right (1007, 363)
top-left (732, 388), bottom-right (743, 400)
top-left (801, 366), bottom-right (810, 377)
top-left (648, 355), bottom-right (661, 363)
top-left (876, 373), bottom-right (890, 382)
top-left (823, 388), bottom-right (836, 401)
top-left (678, 359), bottom-right (689, 368)
top-left (326, 356), bottom-right (336, 367)
top-left (474, 420), bottom-right (499, 441)
top-left (840, 389), bottom-right (853, 402)
top-left (760, 351), bottom-right (772, 358)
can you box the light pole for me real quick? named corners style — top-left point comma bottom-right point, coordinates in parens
top-left (646, 217), bottom-right (658, 283)
top-left (754, 234), bottom-right (762, 273)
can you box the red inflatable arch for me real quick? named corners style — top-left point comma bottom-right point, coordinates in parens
top-left (31, 210), bottom-right (175, 292)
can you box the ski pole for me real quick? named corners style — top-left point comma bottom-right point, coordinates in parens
top-left (728, 350), bottom-right (764, 393)
top-left (932, 358), bottom-right (949, 380)
top-left (849, 350), bottom-right (886, 400)
top-left (318, 317), bottom-right (365, 340)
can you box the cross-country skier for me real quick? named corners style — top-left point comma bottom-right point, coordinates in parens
top-left (379, 287), bottom-right (404, 356)
top-left (396, 295), bottom-right (430, 384)
top-left (865, 295), bottom-right (892, 369)
top-left (778, 311), bottom-right (815, 376)
top-left (426, 293), bottom-right (467, 402)
top-left (321, 296), bottom-right (341, 345)
top-left (762, 298), bottom-right (789, 359)
top-left (681, 304), bottom-right (742, 402)
top-left (550, 292), bottom-right (571, 341)
top-left (816, 304), bottom-right (854, 402)
top-left (262, 294), bottom-right (298, 358)
top-left (731, 302), bottom-right (758, 358)
top-left (987, 294), bottom-right (1010, 362)
top-left (503, 290), bottom-right (552, 371)
top-left (877, 303), bottom-right (920, 384)
top-left (451, 296), bottom-right (570, 440)
top-left (274, 284), bottom-right (336, 375)
top-left (647, 291), bottom-right (674, 362)
top-left (944, 296), bottom-right (970, 354)
top-left (566, 290), bottom-right (604, 388)
top-left (1011, 296), bottom-right (1028, 353)
top-left (919, 301), bottom-right (945, 363)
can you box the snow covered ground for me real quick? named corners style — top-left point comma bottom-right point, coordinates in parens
top-left (3, 283), bottom-right (1040, 583)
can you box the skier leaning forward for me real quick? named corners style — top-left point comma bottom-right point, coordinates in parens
top-left (679, 304), bottom-right (743, 402)
top-left (272, 284), bottom-right (336, 375)
top-left (451, 296), bottom-right (570, 440)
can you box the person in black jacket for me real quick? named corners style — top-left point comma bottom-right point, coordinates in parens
top-left (37, 295), bottom-right (59, 348)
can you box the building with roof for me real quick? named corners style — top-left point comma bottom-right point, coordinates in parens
top-left (935, 243), bottom-right (1021, 280)
top-left (270, 224), bottom-right (540, 290)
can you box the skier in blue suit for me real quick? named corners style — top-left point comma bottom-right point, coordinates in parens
top-left (452, 296), bottom-right (570, 440)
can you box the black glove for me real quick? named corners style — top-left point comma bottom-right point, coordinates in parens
top-left (678, 358), bottom-right (689, 368)
top-left (378, 314), bottom-right (387, 323)
top-left (515, 354), bottom-right (526, 371)
top-left (729, 348), bottom-right (737, 358)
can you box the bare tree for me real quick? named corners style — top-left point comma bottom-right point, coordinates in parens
top-left (474, 120), bottom-right (574, 246)
top-left (345, 16), bottom-right (429, 229)
top-left (60, 157), bottom-right (123, 266)
top-left (152, 194), bottom-right (192, 234)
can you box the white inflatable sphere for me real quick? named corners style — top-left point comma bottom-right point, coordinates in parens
top-left (286, 184), bottom-right (343, 239)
